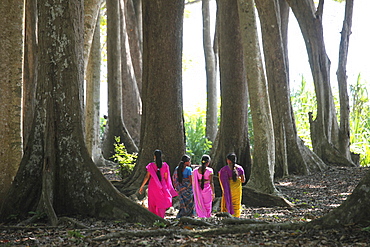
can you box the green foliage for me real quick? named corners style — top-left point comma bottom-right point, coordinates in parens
top-left (290, 77), bottom-right (317, 149)
top-left (349, 75), bottom-right (370, 166)
top-left (291, 75), bottom-right (370, 166)
top-left (153, 220), bottom-right (167, 228)
top-left (100, 116), bottom-right (107, 140)
top-left (184, 108), bottom-right (212, 164)
top-left (111, 136), bottom-right (137, 179)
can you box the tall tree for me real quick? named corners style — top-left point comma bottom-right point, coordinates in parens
top-left (125, 0), bottom-right (186, 190)
top-left (211, 0), bottom-right (251, 178)
top-left (85, 12), bottom-right (102, 162)
top-left (0, 0), bottom-right (24, 206)
top-left (102, 0), bottom-right (138, 159)
top-left (120, 0), bottom-right (142, 145)
top-left (0, 0), bottom-right (160, 225)
top-left (202, 0), bottom-right (218, 142)
top-left (286, 0), bottom-right (355, 167)
top-left (255, 0), bottom-right (327, 178)
top-left (337, 0), bottom-right (354, 162)
top-left (237, 0), bottom-right (290, 208)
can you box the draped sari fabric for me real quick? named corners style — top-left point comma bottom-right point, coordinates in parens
top-left (192, 167), bottom-right (213, 218)
top-left (146, 162), bottom-right (178, 218)
top-left (173, 166), bottom-right (195, 218)
top-left (219, 165), bottom-right (245, 217)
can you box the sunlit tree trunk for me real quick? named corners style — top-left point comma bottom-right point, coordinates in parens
top-left (286, 0), bottom-right (355, 167)
top-left (255, 0), bottom-right (327, 178)
top-left (0, 0), bottom-right (161, 225)
top-left (237, 0), bottom-right (277, 195)
top-left (85, 13), bottom-right (102, 162)
top-left (202, 0), bottom-right (218, 142)
top-left (0, 0), bottom-right (23, 206)
top-left (337, 0), bottom-right (354, 162)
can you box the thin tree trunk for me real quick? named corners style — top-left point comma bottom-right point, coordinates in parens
top-left (255, 0), bottom-right (326, 178)
top-left (202, 0), bottom-right (218, 142)
top-left (0, 0), bottom-right (24, 206)
top-left (85, 12), bottom-right (102, 162)
top-left (84, 0), bottom-right (104, 73)
top-left (337, 0), bottom-right (354, 162)
top-left (120, 0), bottom-right (142, 146)
top-left (102, 0), bottom-right (138, 159)
top-left (286, 0), bottom-right (355, 167)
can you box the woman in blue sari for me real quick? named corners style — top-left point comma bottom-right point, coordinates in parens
top-left (173, 155), bottom-right (195, 218)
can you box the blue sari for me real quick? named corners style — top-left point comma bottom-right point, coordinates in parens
top-left (173, 166), bottom-right (195, 218)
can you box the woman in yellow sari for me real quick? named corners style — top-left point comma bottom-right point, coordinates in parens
top-left (218, 153), bottom-right (245, 217)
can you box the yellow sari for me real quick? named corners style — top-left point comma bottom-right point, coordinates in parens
top-left (220, 177), bottom-right (242, 217)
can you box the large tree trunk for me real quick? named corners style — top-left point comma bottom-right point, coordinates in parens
top-left (120, 0), bottom-right (142, 146)
top-left (102, 0), bottom-right (138, 159)
top-left (337, 0), bottom-right (354, 162)
top-left (211, 0), bottom-right (251, 179)
top-left (124, 0), bottom-right (186, 190)
top-left (286, 0), bottom-right (355, 167)
top-left (255, 0), bottom-right (326, 178)
top-left (237, 0), bottom-right (279, 196)
top-left (0, 0), bottom-right (161, 225)
top-left (202, 0), bottom-right (218, 142)
top-left (0, 0), bottom-right (24, 206)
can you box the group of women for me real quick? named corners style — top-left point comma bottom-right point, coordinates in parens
top-left (139, 150), bottom-right (245, 218)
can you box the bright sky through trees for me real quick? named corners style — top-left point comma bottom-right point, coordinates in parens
top-left (182, 0), bottom-right (370, 113)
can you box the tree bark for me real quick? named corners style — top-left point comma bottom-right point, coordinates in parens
top-left (237, 0), bottom-right (278, 195)
top-left (0, 0), bottom-right (161, 225)
top-left (84, 0), bottom-right (104, 73)
top-left (0, 0), bottom-right (24, 206)
top-left (85, 12), bottom-right (102, 162)
top-left (124, 0), bottom-right (186, 189)
top-left (120, 0), bottom-right (142, 146)
top-left (102, 0), bottom-right (138, 159)
top-left (202, 0), bottom-right (218, 142)
top-left (23, 0), bottom-right (38, 148)
top-left (211, 0), bottom-right (251, 179)
top-left (255, 0), bottom-right (327, 178)
top-left (286, 0), bottom-right (355, 167)
top-left (337, 0), bottom-right (354, 161)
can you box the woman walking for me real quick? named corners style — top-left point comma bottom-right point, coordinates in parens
top-left (218, 153), bottom-right (245, 217)
top-left (192, 155), bottom-right (215, 218)
top-left (173, 154), bottom-right (195, 218)
top-left (139, 149), bottom-right (177, 218)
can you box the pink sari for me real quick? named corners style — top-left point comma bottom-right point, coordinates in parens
top-left (192, 167), bottom-right (213, 218)
top-left (146, 162), bottom-right (177, 218)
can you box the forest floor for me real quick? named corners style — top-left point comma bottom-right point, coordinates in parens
top-left (1, 166), bottom-right (370, 246)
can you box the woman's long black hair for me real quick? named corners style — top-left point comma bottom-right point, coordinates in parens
top-left (227, 153), bottom-right (238, 182)
top-left (200, 155), bottom-right (210, 189)
top-left (154, 149), bottom-right (163, 181)
top-left (178, 154), bottom-right (191, 183)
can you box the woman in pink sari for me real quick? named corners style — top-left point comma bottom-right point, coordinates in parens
top-left (139, 150), bottom-right (177, 218)
top-left (192, 155), bottom-right (215, 218)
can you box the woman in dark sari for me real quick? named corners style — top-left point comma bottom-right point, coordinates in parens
top-left (173, 154), bottom-right (195, 218)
